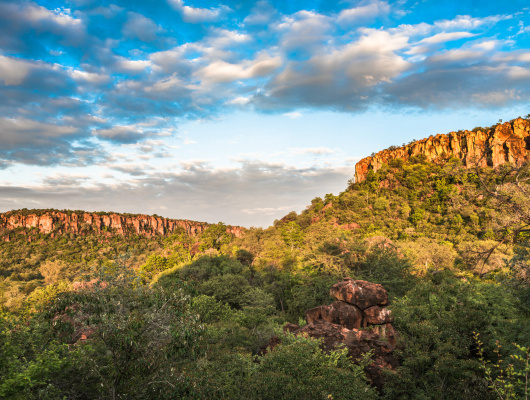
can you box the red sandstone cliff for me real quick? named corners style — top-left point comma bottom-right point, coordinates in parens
top-left (354, 117), bottom-right (530, 182)
top-left (0, 210), bottom-right (244, 240)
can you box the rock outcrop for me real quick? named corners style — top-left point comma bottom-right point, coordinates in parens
top-left (281, 277), bottom-right (398, 390)
top-left (0, 209), bottom-right (243, 241)
top-left (354, 118), bottom-right (530, 182)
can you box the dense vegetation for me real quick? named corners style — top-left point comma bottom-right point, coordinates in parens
top-left (1, 156), bottom-right (530, 399)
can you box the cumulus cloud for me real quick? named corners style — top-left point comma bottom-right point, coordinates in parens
top-left (69, 68), bottom-right (109, 84)
top-left (92, 125), bottom-right (150, 144)
top-left (256, 28), bottom-right (410, 109)
top-left (0, 117), bottom-right (98, 166)
top-left (196, 53), bottom-right (282, 84)
top-left (228, 96), bottom-right (251, 105)
top-left (434, 14), bottom-right (509, 31)
top-left (167, 0), bottom-right (228, 23)
top-left (110, 164), bottom-right (153, 176)
top-left (0, 0), bottom-right (529, 180)
top-left (337, 1), bottom-right (391, 25)
top-left (244, 0), bottom-right (277, 25)
top-left (419, 31), bottom-right (477, 44)
top-left (115, 57), bottom-right (152, 73)
top-left (0, 56), bottom-right (32, 85)
top-left (276, 11), bottom-right (332, 54)
top-left (284, 111), bottom-right (302, 119)
top-left (0, 1), bottom-right (86, 52)
top-left (122, 11), bottom-right (161, 42)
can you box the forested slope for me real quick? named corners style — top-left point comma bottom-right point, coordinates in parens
top-left (1, 118), bottom-right (530, 399)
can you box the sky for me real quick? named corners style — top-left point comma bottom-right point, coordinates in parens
top-left (1, 0), bottom-right (530, 227)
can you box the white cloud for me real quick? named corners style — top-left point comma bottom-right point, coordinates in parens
top-left (244, 0), bottom-right (277, 25)
top-left (337, 1), bottom-right (390, 25)
top-left (69, 69), bottom-right (109, 84)
top-left (0, 118), bottom-right (77, 144)
top-left (434, 14), bottom-right (509, 30)
top-left (419, 31), bottom-right (476, 44)
top-left (122, 11), bottom-right (161, 42)
top-left (507, 66), bottom-right (530, 79)
top-left (268, 28), bottom-right (410, 106)
top-left (228, 96), bottom-right (251, 105)
top-left (144, 74), bottom-right (185, 92)
top-left (0, 56), bottom-right (32, 85)
top-left (116, 58), bottom-right (152, 72)
top-left (26, 5), bottom-right (82, 27)
top-left (92, 125), bottom-right (146, 143)
top-left (276, 11), bottom-right (332, 52)
top-left (284, 111), bottom-right (302, 119)
top-left (470, 89), bottom-right (521, 105)
top-left (167, 0), bottom-right (227, 23)
top-left (207, 29), bottom-right (251, 48)
top-left (196, 53), bottom-right (282, 84)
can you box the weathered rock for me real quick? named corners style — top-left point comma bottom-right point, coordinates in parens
top-left (330, 278), bottom-right (389, 310)
top-left (370, 323), bottom-right (398, 348)
top-left (279, 278), bottom-right (398, 391)
top-left (296, 320), bottom-right (351, 352)
top-left (354, 118), bottom-right (530, 182)
top-left (306, 301), bottom-right (363, 330)
top-left (363, 305), bottom-right (393, 325)
top-left (0, 209), bottom-right (244, 241)
top-left (294, 320), bottom-right (399, 392)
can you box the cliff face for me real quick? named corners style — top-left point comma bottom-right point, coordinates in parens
top-left (354, 118), bottom-right (530, 182)
top-left (0, 210), bottom-right (243, 240)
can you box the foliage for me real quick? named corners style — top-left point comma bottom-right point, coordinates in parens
top-left (475, 334), bottom-right (530, 400)
top-left (188, 332), bottom-right (377, 400)
top-left (384, 277), bottom-right (527, 399)
top-left (4, 152), bottom-right (530, 399)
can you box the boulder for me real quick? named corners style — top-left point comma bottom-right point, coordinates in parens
top-left (330, 277), bottom-right (389, 310)
top-left (296, 320), bottom-right (350, 353)
top-left (306, 301), bottom-right (363, 330)
top-left (363, 305), bottom-right (393, 325)
top-left (280, 277), bottom-right (398, 392)
top-left (294, 320), bottom-right (399, 392)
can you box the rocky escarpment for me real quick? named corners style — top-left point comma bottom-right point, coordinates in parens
top-left (355, 117), bottom-right (530, 182)
top-left (0, 209), bottom-right (243, 240)
top-left (279, 277), bottom-right (398, 391)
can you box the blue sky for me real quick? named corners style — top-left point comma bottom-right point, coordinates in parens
top-left (0, 0), bottom-right (529, 227)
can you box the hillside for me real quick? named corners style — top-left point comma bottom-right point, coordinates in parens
top-left (0, 209), bottom-right (242, 285)
top-left (1, 117), bottom-right (530, 399)
top-left (355, 117), bottom-right (530, 182)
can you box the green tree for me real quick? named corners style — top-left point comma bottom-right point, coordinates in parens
top-left (46, 259), bottom-right (203, 399)
top-left (247, 333), bottom-right (377, 399)
top-left (200, 223), bottom-right (231, 251)
top-left (281, 221), bottom-right (304, 254)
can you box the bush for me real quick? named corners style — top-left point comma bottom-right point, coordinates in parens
top-left (384, 278), bottom-right (526, 399)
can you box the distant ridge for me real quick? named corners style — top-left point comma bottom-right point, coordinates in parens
top-left (0, 209), bottom-right (244, 241)
top-left (354, 117), bottom-right (530, 182)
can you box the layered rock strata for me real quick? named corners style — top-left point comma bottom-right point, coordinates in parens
top-left (355, 118), bottom-right (530, 182)
top-left (281, 277), bottom-right (398, 390)
top-left (0, 210), bottom-right (243, 240)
